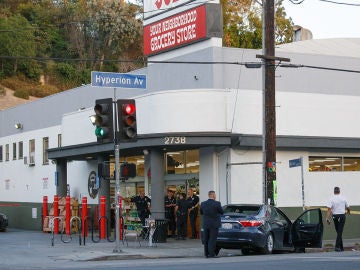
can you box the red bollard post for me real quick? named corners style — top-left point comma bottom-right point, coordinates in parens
top-left (42, 196), bottom-right (48, 232)
top-left (53, 195), bottom-right (59, 234)
top-left (100, 196), bottom-right (106, 239)
top-left (65, 196), bottom-right (71, 235)
top-left (82, 197), bottom-right (88, 237)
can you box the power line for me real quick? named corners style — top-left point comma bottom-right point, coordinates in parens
top-left (279, 63), bottom-right (360, 73)
top-left (287, 0), bottom-right (360, 6)
top-left (287, 0), bottom-right (305, 4)
top-left (318, 0), bottom-right (360, 7)
top-left (0, 55), bottom-right (359, 73)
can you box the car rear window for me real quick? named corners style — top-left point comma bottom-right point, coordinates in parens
top-left (223, 205), bottom-right (261, 216)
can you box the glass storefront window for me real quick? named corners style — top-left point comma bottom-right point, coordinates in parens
top-left (166, 152), bottom-right (185, 174)
top-left (166, 150), bottom-right (199, 174)
top-left (343, 157), bottom-right (360, 171)
top-left (309, 156), bottom-right (360, 172)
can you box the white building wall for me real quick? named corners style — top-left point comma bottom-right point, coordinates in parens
top-left (0, 126), bottom-right (60, 202)
top-left (67, 160), bottom-right (98, 205)
top-left (62, 108), bottom-right (96, 146)
top-left (2, 88), bottom-right (360, 206)
top-left (229, 149), bottom-right (263, 204)
top-left (135, 89), bottom-right (360, 138)
top-left (277, 150), bottom-right (360, 207)
top-left (230, 149), bottom-right (360, 208)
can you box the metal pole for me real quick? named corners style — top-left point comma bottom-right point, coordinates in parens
top-left (112, 90), bottom-right (122, 253)
top-left (113, 144), bottom-right (122, 252)
top-left (301, 156), bottom-right (305, 211)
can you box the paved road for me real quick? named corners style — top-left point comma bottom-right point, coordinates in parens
top-left (0, 229), bottom-right (359, 270)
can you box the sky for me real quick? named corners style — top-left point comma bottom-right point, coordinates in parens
top-left (282, 0), bottom-right (360, 39)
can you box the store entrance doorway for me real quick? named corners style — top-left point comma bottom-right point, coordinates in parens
top-left (166, 177), bottom-right (200, 239)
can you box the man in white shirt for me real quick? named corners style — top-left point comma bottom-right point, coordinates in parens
top-left (326, 186), bottom-right (350, 252)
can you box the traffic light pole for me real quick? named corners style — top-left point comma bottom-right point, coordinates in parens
top-left (113, 143), bottom-right (122, 253)
top-left (113, 98), bottom-right (122, 253)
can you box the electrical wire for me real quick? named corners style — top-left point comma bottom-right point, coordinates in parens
top-left (287, 0), bottom-right (305, 4)
top-left (318, 0), bottom-right (360, 7)
top-left (0, 55), bottom-right (359, 73)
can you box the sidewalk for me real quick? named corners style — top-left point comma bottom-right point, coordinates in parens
top-left (1, 229), bottom-right (359, 264)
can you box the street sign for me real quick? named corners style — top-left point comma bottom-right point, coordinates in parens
top-left (289, 158), bottom-right (302, 168)
top-left (91, 71), bottom-right (146, 89)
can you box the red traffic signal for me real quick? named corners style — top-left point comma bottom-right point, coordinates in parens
top-left (117, 99), bottom-right (137, 142)
top-left (120, 162), bottom-right (136, 179)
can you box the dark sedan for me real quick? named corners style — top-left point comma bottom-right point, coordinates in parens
top-left (216, 204), bottom-right (323, 255)
top-left (0, 213), bottom-right (8, 231)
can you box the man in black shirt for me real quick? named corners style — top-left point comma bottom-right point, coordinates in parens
top-left (187, 188), bottom-right (199, 239)
top-left (130, 191), bottom-right (151, 227)
top-left (175, 193), bottom-right (190, 240)
top-left (164, 189), bottom-right (176, 237)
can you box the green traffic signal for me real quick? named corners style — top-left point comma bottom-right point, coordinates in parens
top-left (92, 98), bottom-right (114, 143)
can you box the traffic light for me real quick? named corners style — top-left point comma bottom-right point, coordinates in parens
top-left (91, 98), bottom-right (114, 143)
top-left (98, 162), bottom-right (110, 179)
top-left (120, 162), bottom-right (137, 180)
top-left (116, 99), bottom-right (137, 142)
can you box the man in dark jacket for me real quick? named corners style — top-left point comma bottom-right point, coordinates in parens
top-left (200, 190), bottom-right (223, 258)
top-left (175, 193), bottom-right (190, 240)
top-left (164, 189), bottom-right (176, 237)
top-left (130, 191), bottom-right (151, 227)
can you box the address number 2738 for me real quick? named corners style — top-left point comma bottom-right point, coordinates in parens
top-left (164, 136), bottom-right (186, 145)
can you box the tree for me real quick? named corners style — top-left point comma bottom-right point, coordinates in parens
top-left (0, 14), bottom-right (37, 75)
top-left (54, 0), bottom-right (143, 72)
top-left (221, 0), bottom-right (293, 49)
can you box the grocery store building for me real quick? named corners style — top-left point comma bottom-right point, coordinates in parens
top-left (0, 0), bottom-right (360, 238)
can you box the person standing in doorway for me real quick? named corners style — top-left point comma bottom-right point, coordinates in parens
top-left (326, 186), bottom-right (350, 252)
top-left (187, 188), bottom-right (199, 239)
top-left (130, 191), bottom-right (151, 227)
top-left (175, 193), bottom-right (190, 240)
top-left (200, 190), bottom-right (223, 258)
top-left (164, 189), bottom-right (176, 238)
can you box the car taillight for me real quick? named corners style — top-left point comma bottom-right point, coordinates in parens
top-left (239, 220), bottom-right (263, 227)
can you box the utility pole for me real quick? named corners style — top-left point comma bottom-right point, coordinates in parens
top-left (264, 0), bottom-right (276, 206)
top-left (258, 0), bottom-right (289, 205)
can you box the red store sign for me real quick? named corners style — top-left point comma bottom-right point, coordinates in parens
top-left (143, 5), bottom-right (207, 56)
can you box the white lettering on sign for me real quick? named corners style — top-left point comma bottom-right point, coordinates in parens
top-left (95, 74), bottom-right (131, 86)
top-left (134, 77), bottom-right (144, 85)
top-left (144, 6), bottom-right (206, 55)
top-left (164, 136), bottom-right (186, 145)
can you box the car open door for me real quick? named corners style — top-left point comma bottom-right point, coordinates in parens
top-left (291, 208), bottom-right (323, 248)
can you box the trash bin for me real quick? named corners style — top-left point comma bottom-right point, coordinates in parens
top-left (153, 219), bottom-right (168, 243)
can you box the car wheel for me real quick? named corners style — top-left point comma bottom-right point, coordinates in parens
top-left (262, 233), bottom-right (274, 254)
top-left (242, 248), bottom-right (251, 255)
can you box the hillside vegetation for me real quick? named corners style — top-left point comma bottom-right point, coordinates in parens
top-left (0, 0), bottom-right (292, 105)
top-left (0, 0), bottom-right (144, 100)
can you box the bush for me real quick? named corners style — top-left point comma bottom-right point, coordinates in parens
top-left (0, 86), bottom-right (6, 96)
top-left (1, 77), bottom-right (26, 90)
top-left (18, 60), bottom-right (42, 81)
top-left (28, 84), bottom-right (59, 98)
top-left (14, 89), bottom-right (29, 100)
